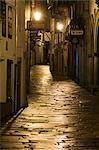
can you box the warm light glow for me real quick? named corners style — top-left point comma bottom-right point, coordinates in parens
top-left (57, 22), bottom-right (64, 31)
top-left (67, 19), bottom-right (70, 25)
top-left (34, 11), bottom-right (42, 21)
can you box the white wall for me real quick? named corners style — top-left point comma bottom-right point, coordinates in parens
top-left (0, 0), bottom-right (27, 109)
top-left (0, 0), bottom-right (16, 103)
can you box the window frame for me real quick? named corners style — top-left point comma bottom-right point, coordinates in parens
top-left (8, 6), bottom-right (13, 39)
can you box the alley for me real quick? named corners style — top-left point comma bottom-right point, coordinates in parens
top-left (1, 65), bottom-right (99, 150)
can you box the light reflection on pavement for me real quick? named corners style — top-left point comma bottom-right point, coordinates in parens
top-left (1, 65), bottom-right (99, 150)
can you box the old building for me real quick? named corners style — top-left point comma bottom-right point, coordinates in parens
top-left (48, 1), bottom-right (72, 75)
top-left (88, 0), bottom-right (99, 93)
top-left (25, 0), bottom-right (48, 67)
top-left (0, 0), bottom-right (27, 123)
top-left (67, 0), bottom-right (99, 93)
top-left (49, 0), bottom-right (99, 94)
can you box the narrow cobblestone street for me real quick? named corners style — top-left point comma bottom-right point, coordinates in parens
top-left (0, 65), bottom-right (99, 150)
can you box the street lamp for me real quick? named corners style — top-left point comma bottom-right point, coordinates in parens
top-left (33, 11), bottom-right (42, 21)
top-left (56, 22), bottom-right (64, 32)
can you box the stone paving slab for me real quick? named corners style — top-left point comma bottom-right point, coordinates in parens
top-left (0, 65), bottom-right (99, 150)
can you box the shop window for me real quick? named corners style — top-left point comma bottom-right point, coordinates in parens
top-left (8, 6), bottom-right (12, 39)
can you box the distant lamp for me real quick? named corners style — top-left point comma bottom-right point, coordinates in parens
top-left (57, 22), bottom-right (64, 31)
top-left (67, 19), bottom-right (70, 26)
top-left (34, 11), bottom-right (42, 21)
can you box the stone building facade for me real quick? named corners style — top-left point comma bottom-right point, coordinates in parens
top-left (49, 0), bottom-right (99, 94)
top-left (0, 0), bottom-right (27, 123)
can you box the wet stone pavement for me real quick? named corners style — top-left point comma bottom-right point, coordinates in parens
top-left (0, 65), bottom-right (99, 150)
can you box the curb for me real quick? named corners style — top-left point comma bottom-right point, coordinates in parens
top-left (0, 108), bottom-right (24, 135)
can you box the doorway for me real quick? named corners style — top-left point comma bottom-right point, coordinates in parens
top-left (6, 59), bottom-right (13, 101)
top-left (14, 61), bottom-right (21, 112)
top-left (17, 61), bottom-right (21, 111)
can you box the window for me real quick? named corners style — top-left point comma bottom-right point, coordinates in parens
top-left (0, 0), bottom-right (5, 17)
top-left (8, 6), bottom-right (12, 39)
top-left (1, 1), bottom-right (6, 37)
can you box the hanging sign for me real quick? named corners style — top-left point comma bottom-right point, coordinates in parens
top-left (27, 21), bottom-right (45, 30)
top-left (70, 29), bottom-right (84, 36)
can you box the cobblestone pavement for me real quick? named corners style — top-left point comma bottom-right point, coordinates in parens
top-left (0, 65), bottom-right (99, 150)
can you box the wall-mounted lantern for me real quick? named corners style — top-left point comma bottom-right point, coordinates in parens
top-left (56, 22), bottom-right (64, 32)
top-left (33, 10), bottom-right (42, 21)
top-left (27, 9), bottom-right (45, 30)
